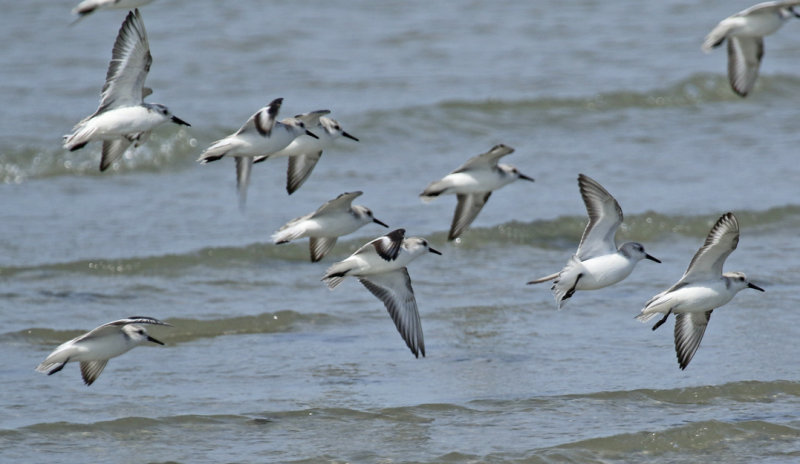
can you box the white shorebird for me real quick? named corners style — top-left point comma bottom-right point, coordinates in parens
top-left (636, 213), bottom-right (764, 370)
top-left (72, 0), bottom-right (154, 21)
top-left (702, 1), bottom-right (800, 97)
top-left (197, 98), bottom-right (318, 209)
top-left (420, 144), bottom-right (534, 241)
top-left (63, 9), bottom-right (190, 171)
top-left (253, 110), bottom-right (359, 194)
top-left (528, 174), bottom-right (660, 309)
top-left (35, 316), bottom-right (171, 386)
top-left (322, 228), bottom-right (441, 358)
top-left (272, 191), bottom-right (388, 262)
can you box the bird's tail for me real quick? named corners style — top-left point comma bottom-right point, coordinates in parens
top-left (271, 222), bottom-right (305, 244)
top-left (550, 256), bottom-right (583, 310)
top-left (197, 140), bottom-right (233, 163)
top-left (634, 311), bottom-right (658, 323)
top-left (419, 179), bottom-right (450, 203)
top-left (62, 124), bottom-right (96, 151)
top-left (322, 261), bottom-right (355, 289)
top-left (526, 271), bottom-right (559, 285)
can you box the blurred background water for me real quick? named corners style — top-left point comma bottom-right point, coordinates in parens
top-left (2, 1), bottom-right (800, 462)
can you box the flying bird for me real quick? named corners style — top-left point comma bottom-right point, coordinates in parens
top-left (253, 110), bottom-right (359, 194)
top-left (272, 191), bottom-right (388, 262)
top-left (636, 213), bottom-right (764, 370)
top-left (702, 1), bottom-right (800, 96)
top-left (197, 98), bottom-right (318, 209)
top-left (420, 144), bottom-right (534, 240)
top-left (72, 0), bottom-right (154, 22)
top-left (63, 9), bottom-right (190, 171)
top-left (35, 316), bottom-right (171, 386)
top-left (322, 229), bottom-right (441, 358)
top-left (528, 174), bottom-right (660, 309)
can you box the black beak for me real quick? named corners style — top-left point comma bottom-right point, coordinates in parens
top-left (171, 115), bottom-right (191, 126)
top-left (646, 254), bottom-right (661, 263)
top-left (342, 131), bottom-right (359, 142)
top-left (747, 282), bottom-right (765, 292)
top-left (373, 218), bottom-right (389, 227)
top-left (429, 247), bottom-right (442, 255)
top-left (305, 130), bottom-right (319, 139)
top-left (519, 173), bottom-right (535, 182)
top-left (147, 335), bottom-right (165, 345)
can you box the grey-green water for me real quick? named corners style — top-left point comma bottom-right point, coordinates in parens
top-left (2, 1), bottom-right (800, 462)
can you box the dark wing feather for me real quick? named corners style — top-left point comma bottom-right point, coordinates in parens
top-left (309, 237), bottom-right (338, 262)
top-left (575, 174), bottom-right (622, 260)
top-left (727, 37), bottom-right (763, 97)
top-left (448, 192), bottom-right (491, 240)
top-left (674, 311), bottom-right (713, 370)
top-left (681, 212), bottom-right (739, 282)
top-left (286, 151), bottom-right (323, 194)
top-left (93, 9), bottom-right (151, 116)
top-left (80, 360), bottom-right (109, 386)
top-left (453, 144), bottom-right (514, 173)
top-left (99, 138), bottom-right (133, 171)
top-left (362, 229), bottom-right (405, 261)
top-left (237, 98), bottom-right (282, 136)
top-left (359, 269), bottom-right (425, 358)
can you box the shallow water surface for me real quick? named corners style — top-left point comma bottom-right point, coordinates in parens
top-left (2, 1), bottom-right (800, 463)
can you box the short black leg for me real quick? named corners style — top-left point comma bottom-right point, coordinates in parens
top-left (651, 310), bottom-right (671, 331)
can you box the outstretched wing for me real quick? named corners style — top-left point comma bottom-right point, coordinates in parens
top-left (313, 191), bottom-right (363, 217)
top-left (80, 360), bottom-right (109, 386)
top-left (357, 228), bottom-right (405, 261)
top-left (92, 9), bottom-right (151, 116)
top-left (681, 212), bottom-right (739, 282)
top-left (359, 268), bottom-right (425, 358)
top-left (286, 151), bottom-right (323, 194)
top-left (575, 174), bottom-right (622, 260)
top-left (453, 144), bottom-right (514, 173)
top-left (77, 316), bottom-right (170, 342)
top-left (236, 98), bottom-right (283, 136)
top-left (448, 192), bottom-right (491, 240)
top-left (99, 138), bottom-right (133, 171)
top-left (674, 310), bottom-right (713, 370)
top-left (727, 37), bottom-right (763, 97)
top-left (292, 109), bottom-right (330, 126)
top-left (235, 157), bottom-right (253, 210)
top-left (309, 237), bottom-right (338, 262)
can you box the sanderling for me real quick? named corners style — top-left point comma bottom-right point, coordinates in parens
top-left (420, 144), bottom-right (534, 241)
top-left (72, 0), bottom-right (154, 22)
top-left (702, 1), bottom-right (800, 97)
top-left (253, 110), bottom-right (359, 194)
top-left (636, 212), bottom-right (764, 370)
top-left (35, 316), bottom-right (171, 386)
top-left (63, 9), bottom-right (190, 171)
top-left (322, 229), bottom-right (441, 358)
top-left (197, 98), bottom-right (318, 209)
top-left (528, 174), bottom-right (660, 309)
top-left (272, 191), bottom-right (388, 262)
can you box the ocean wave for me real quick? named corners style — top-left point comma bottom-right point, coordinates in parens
top-left (1, 205), bottom-right (798, 277)
top-left (549, 419), bottom-right (800, 463)
top-left (6, 73), bottom-right (800, 185)
top-left (0, 127), bottom-right (196, 184)
top-left (356, 72), bottom-right (800, 133)
top-left (566, 379), bottom-right (800, 405)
